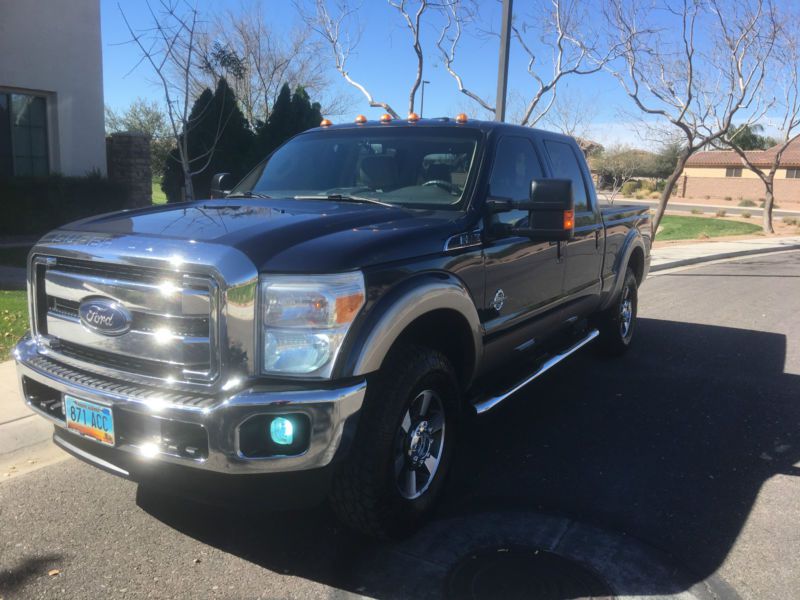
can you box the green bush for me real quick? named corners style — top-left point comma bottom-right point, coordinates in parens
top-left (639, 179), bottom-right (656, 192)
top-left (620, 181), bottom-right (641, 196)
top-left (716, 209), bottom-right (727, 217)
top-left (691, 208), bottom-right (703, 214)
top-left (738, 199), bottom-right (757, 207)
top-left (782, 216), bottom-right (799, 226)
top-left (741, 211), bottom-right (752, 218)
top-left (0, 175), bottom-right (127, 235)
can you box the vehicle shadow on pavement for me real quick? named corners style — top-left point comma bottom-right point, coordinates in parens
top-left (137, 317), bottom-right (800, 599)
top-left (0, 554), bottom-right (64, 597)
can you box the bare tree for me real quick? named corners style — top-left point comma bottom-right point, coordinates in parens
top-left (197, 2), bottom-right (348, 126)
top-left (300, 0), bottom-right (437, 118)
top-left (723, 19), bottom-right (800, 233)
top-left (590, 145), bottom-right (641, 204)
top-left (605, 0), bottom-right (778, 235)
top-left (120, 0), bottom-right (237, 201)
top-left (437, 0), bottom-right (620, 126)
top-left (544, 87), bottom-right (597, 140)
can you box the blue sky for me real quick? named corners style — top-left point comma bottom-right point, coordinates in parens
top-left (102, 0), bottom-right (645, 147)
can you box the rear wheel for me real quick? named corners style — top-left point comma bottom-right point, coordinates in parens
top-left (594, 267), bottom-right (638, 356)
top-left (330, 344), bottom-right (459, 538)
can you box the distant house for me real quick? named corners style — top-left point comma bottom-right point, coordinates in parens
top-left (679, 139), bottom-right (800, 201)
top-left (0, 0), bottom-right (106, 177)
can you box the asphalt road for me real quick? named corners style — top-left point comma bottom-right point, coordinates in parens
top-left (2, 251), bottom-right (799, 600)
top-left (616, 198), bottom-right (800, 218)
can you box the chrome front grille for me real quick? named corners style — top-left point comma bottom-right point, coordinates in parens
top-left (33, 256), bottom-right (219, 385)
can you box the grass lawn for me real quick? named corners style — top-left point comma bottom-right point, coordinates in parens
top-left (0, 247), bottom-right (31, 268)
top-left (0, 291), bottom-right (28, 360)
top-left (658, 215), bottom-right (761, 241)
top-left (152, 179), bottom-right (167, 204)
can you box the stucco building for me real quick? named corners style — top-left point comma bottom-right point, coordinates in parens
top-left (679, 140), bottom-right (800, 202)
top-left (0, 0), bottom-right (106, 177)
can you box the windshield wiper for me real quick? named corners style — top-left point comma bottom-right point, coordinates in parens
top-left (226, 191), bottom-right (272, 199)
top-left (294, 194), bottom-right (394, 208)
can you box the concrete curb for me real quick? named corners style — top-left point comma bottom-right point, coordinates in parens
top-left (651, 243), bottom-right (800, 273)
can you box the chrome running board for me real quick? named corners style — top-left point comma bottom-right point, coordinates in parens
top-left (473, 329), bottom-right (599, 415)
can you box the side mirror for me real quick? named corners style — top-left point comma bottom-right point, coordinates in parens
top-left (488, 178), bottom-right (575, 241)
top-left (210, 173), bottom-right (234, 199)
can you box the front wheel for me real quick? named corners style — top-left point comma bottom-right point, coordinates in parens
top-left (593, 267), bottom-right (638, 356)
top-left (330, 344), bottom-right (459, 538)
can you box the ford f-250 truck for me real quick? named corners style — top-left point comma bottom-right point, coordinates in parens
top-left (15, 115), bottom-right (650, 537)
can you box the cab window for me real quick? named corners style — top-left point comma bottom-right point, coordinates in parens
top-left (488, 136), bottom-right (543, 227)
top-left (543, 140), bottom-right (590, 212)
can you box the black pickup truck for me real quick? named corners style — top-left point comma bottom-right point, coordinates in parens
top-left (15, 116), bottom-right (650, 537)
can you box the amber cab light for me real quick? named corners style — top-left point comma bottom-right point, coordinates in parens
top-left (407, 112), bottom-right (420, 122)
top-left (380, 113), bottom-right (392, 123)
top-left (320, 118), bottom-right (332, 127)
top-left (455, 113), bottom-right (468, 123)
top-left (563, 209), bottom-right (575, 231)
top-left (355, 114), bottom-right (367, 124)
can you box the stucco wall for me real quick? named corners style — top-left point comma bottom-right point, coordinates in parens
top-left (680, 174), bottom-right (800, 202)
top-left (0, 0), bottom-right (106, 176)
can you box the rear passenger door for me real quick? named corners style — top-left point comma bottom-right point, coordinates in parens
top-left (542, 139), bottom-right (604, 302)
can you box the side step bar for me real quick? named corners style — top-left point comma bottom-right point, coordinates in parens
top-left (473, 329), bottom-right (599, 415)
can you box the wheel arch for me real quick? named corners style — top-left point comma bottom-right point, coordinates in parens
top-left (340, 273), bottom-right (483, 387)
top-left (600, 229), bottom-right (647, 311)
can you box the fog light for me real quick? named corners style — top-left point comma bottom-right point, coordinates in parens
top-left (270, 417), bottom-right (294, 445)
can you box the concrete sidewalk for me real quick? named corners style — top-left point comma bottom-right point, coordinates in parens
top-left (650, 235), bottom-right (800, 272)
top-left (0, 360), bottom-right (66, 478)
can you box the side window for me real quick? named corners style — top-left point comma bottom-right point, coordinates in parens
top-left (543, 140), bottom-right (590, 212)
top-left (488, 136), bottom-right (542, 227)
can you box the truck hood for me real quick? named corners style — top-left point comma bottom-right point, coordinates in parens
top-left (62, 198), bottom-right (471, 272)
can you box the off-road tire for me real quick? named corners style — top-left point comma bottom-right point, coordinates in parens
top-left (594, 267), bottom-right (638, 356)
top-left (329, 344), bottom-right (459, 538)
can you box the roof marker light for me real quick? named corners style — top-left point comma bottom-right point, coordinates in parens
top-left (455, 113), bottom-right (468, 124)
top-left (355, 114), bottom-right (367, 124)
top-left (407, 112), bottom-right (420, 122)
top-left (380, 113), bottom-right (392, 123)
top-left (320, 118), bottom-right (332, 127)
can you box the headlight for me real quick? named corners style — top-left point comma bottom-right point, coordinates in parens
top-left (259, 272), bottom-right (365, 377)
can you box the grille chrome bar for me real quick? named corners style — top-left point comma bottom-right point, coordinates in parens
top-left (46, 314), bottom-right (212, 366)
top-left (44, 268), bottom-right (210, 315)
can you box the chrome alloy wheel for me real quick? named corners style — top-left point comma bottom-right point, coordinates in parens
top-left (619, 285), bottom-right (633, 339)
top-left (394, 389), bottom-right (446, 500)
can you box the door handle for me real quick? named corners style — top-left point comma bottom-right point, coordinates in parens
top-left (594, 230), bottom-right (600, 249)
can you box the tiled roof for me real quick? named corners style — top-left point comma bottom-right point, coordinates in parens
top-left (686, 138), bottom-right (800, 168)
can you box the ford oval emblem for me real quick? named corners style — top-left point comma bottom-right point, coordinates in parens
top-left (78, 298), bottom-right (132, 336)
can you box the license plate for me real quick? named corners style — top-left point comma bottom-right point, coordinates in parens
top-left (64, 395), bottom-right (115, 446)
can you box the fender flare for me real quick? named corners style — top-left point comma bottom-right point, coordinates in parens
top-left (600, 229), bottom-right (647, 311)
top-left (338, 273), bottom-right (483, 382)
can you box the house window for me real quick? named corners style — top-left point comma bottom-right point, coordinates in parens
top-left (725, 167), bottom-right (742, 177)
top-left (786, 168), bottom-right (800, 178)
top-left (0, 92), bottom-right (49, 177)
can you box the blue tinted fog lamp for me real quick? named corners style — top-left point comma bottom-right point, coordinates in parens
top-left (270, 416), bottom-right (294, 445)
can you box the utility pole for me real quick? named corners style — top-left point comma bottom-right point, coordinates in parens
top-left (421, 80), bottom-right (430, 117)
top-left (495, 0), bottom-right (513, 122)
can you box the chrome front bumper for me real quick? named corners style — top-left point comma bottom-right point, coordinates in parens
top-left (14, 336), bottom-right (366, 476)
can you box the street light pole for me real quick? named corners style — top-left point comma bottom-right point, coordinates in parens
top-left (421, 80), bottom-right (430, 117)
top-left (495, 0), bottom-right (513, 122)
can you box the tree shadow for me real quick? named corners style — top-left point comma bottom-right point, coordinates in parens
top-left (0, 553), bottom-right (63, 596)
top-left (136, 318), bottom-right (800, 598)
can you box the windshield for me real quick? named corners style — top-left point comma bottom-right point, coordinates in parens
top-left (232, 127), bottom-right (482, 210)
